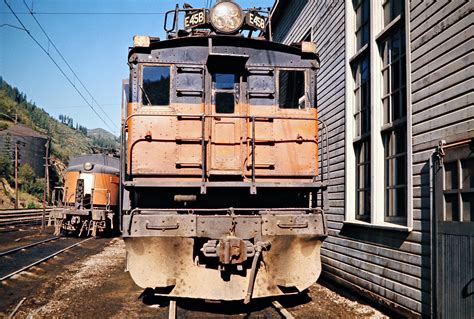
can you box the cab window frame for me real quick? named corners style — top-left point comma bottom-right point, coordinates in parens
top-left (139, 64), bottom-right (172, 107)
top-left (277, 68), bottom-right (308, 110)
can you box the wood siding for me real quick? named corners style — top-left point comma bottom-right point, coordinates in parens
top-left (411, 1), bottom-right (473, 317)
top-left (272, 0), bottom-right (473, 317)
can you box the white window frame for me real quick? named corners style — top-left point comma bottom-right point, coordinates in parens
top-left (344, 0), bottom-right (413, 231)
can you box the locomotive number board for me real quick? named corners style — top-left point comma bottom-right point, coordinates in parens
top-left (245, 11), bottom-right (266, 31)
top-left (184, 9), bottom-right (207, 29)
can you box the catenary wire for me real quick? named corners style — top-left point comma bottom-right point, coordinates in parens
top-left (22, 0), bottom-right (119, 132)
top-left (3, 0), bottom-right (117, 134)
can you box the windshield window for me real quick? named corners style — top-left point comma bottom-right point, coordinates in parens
top-left (279, 70), bottom-right (305, 109)
top-left (142, 66), bottom-right (170, 106)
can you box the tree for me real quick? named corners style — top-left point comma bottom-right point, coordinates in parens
top-left (18, 163), bottom-right (43, 199)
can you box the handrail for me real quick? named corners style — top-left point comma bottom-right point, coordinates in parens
top-left (124, 112), bottom-right (330, 186)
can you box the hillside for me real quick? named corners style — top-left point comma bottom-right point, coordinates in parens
top-left (0, 77), bottom-right (118, 161)
top-left (87, 128), bottom-right (119, 150)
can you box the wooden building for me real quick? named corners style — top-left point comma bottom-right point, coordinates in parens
top-left (271, 0), bottom-right (473, 317)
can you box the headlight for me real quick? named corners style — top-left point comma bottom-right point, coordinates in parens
top-left (210, 1), bottom-right (244, 34)
top-left (83, 162), bottom-right (94, 171)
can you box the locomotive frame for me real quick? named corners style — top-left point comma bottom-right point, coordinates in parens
top-left (121, 1), bottom-right (330, 303)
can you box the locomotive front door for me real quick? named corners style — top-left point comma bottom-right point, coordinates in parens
top-left (209, 73), bottom-right (242, 174)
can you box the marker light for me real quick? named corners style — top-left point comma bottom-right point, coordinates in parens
top-left (133, 35), bottom-right (150, 47)
top-left (210, 1), bottom-right (244, 34)
top-left (83, 162), bottom-right (94, 171)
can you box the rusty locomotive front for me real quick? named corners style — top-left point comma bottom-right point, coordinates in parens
top-left (121, 0), bottom-right (329, 302)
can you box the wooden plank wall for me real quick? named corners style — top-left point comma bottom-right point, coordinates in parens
top-left (410, 0), bottom-right (473, 315)
top-left (271, 0), bottom-right (473, 316)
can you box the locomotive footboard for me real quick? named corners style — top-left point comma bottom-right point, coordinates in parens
top-left (122, 208), bottom-right (327, 301)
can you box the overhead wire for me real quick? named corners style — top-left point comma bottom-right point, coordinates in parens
top-left (0, 11), bottom-right (168, 15)
top-left (3, 0), bottom-right (117, 135)
top-left (22, 0), bottom-right (119, 132)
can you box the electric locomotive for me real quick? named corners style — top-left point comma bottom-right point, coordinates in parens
top-left (51, 154), bottom-right (120, 237)
top-left (121, 0), bottom-right (329, 302)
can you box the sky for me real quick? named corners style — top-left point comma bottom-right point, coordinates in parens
top-left (0, 0), bottom-right (275, 136)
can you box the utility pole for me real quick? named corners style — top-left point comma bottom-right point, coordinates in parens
top-left (41, 138), bottom-right (50, 232)
top-left (14, 140), bottom-right (25, 210)
top-left (14, 142), bottom-right (19, 210)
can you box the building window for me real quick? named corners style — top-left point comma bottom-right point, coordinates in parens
top-left (345, 0), bottom-right (410, 227)
top-left (353, 55), bottom-right (370, 221)
top-left (380, 4), bottom-right (407, 224)
top-left (354, 0), bottom-right (369, 50)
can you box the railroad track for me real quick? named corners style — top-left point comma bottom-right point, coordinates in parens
top-left (162, 298), bottom-right (295, 319)
top-left (0, 236), bottom-right (92, 282)
top-left (0, 208), bottom-right (52, 228)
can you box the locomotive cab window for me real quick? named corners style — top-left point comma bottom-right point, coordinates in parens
top-left (141, 66), bottom-right (171, 106)
top-left (279, 70), bottom-right (305, 109)
top-left (213, 73), bottom-right (237, 114)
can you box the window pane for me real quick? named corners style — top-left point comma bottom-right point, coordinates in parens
top-left (392, 92), bottom-right (401, 120)
top-left (383, 69), bottom-right (389, 94)
top-left (215, 92), bottom-right (234, 113)
top-left (462, 193), bottom-right (474, 222)
top-left (445, 194), bottom-right (459, 221)
top-left (142, 66), bottom-right (170, 106)
top-left (396, 187), bottom-right (407, 216)
top-left (396, 155), bottom-right (406, 185)
top-left (355, 139), bottom-right (371, 221)
top-left (355, 0), bottom-right (369, 50)
top-left (400, 88), bottom-right (407, 117)
top-left (383, 0), bottom-right (403, 27)
top-left (214, 73), bottom-right (236, 90)
top-left (445, 162), bottom-right (458, 190)
top-left (383, 1), bottom-right (391, 26)
top-left (279, 70), bottom-right (305, 109)
top-left (461, 158), bottom-right (474, 189)
top-left (395, 126), bottom-right (406, 154)
top-left (383, 97), bottom-right (390, 124)
top-left (361, 58), bottom-right (369, 82)
top-left (392, 60), bottom-right (400, 90)
top-left (391, 32), bottom-right (400, 60)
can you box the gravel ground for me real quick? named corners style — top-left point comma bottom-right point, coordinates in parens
top-left (1, 236), bottom-right (390, 318)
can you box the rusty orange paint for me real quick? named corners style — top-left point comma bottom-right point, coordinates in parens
top-left (127, 102), bottom-right (319, 181)
top-left (63, 171), bottom-right (119, 207)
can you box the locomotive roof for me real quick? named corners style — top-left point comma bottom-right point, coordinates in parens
top-left (128, 35), bottom-right (319, 63)
top-left (66, 164), bottom-right (119, 175)
top-left (67, 154), bottom-right (119, 174)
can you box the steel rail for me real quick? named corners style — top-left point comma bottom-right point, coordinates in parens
top-left (0, 208), bottom-right (53, 215)
top-left (0, 237), bottom-right (93, 281)
top-left (0, 236), bottom-right (60, 257)
top-left (0, 213), bottom-right (48, 218)
top-left (271, 300), bottom-right (295, 319)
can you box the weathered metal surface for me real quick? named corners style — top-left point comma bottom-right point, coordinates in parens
top-left (262, 213), bottom-right (325, 236)
top-left (124, 235), bottom-right (323, 300)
